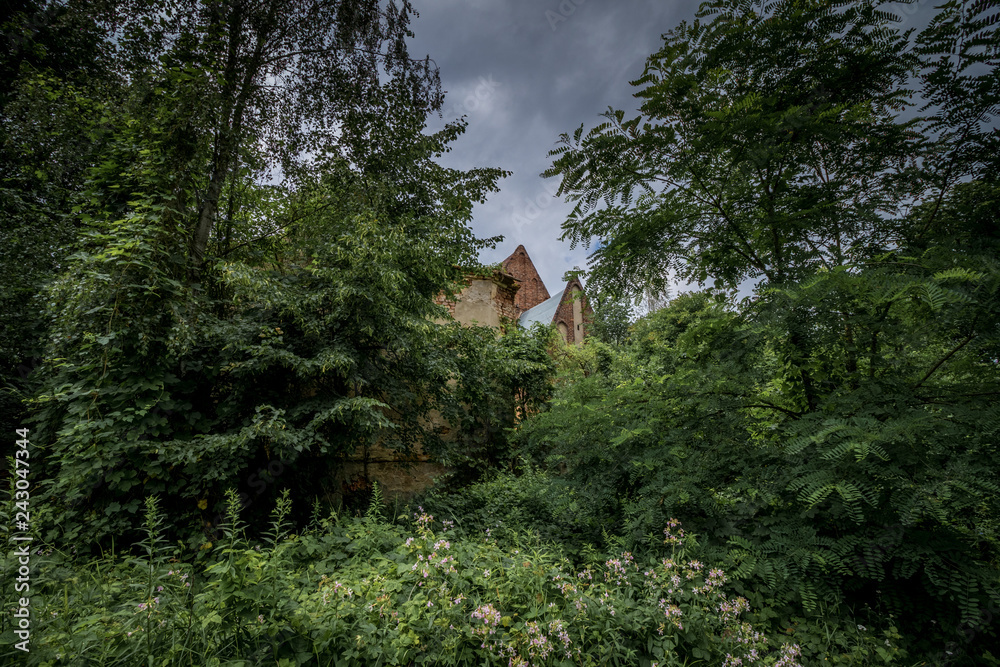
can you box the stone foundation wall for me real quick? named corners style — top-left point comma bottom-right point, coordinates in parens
top-left (333, 459), bottom-right (450, 502)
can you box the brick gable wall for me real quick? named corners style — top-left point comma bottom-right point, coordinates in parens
top-left (552, 277), bottom-right (592, 345)
top-left (501, 244), bottom-right (550, 316)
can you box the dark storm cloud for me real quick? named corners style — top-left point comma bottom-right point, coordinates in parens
top-left (407, 0), bottom-right (942, 296)
top-left (407, 1), bottom-right (698, 294)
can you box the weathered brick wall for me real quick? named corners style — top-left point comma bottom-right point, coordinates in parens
top-left (334, 440), bottom-right (450, 505)
top-left (349, 259), bottom-right (594, 502)
top-left (357, 271), bottom-right (518, 502)
top-left (552, 277), bottom-right (592, 345)
top-left (493, 278), bottom-right (518, 322)
top-left (553, 292), bottom-right (576, 344)
top-left (436, 272), bottom-right (518, 327)
top-left (502, 244), bottom-right (550, 316)
top-left (433, 291), bottom-right (458, 317)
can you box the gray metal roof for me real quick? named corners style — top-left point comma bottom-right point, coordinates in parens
top-left (519, 291), bottom-right (563, 329)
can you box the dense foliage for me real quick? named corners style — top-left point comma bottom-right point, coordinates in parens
top-left (0, 0), bottom-right (556, 548)
top-left (2, 0), bottom-right (999, 664)
top-left (530, 0), bottom-right (1000, 662)
top-left (0, 0), bottom-right (113, 438)
top-left (2, 490), bottom-right (817, 666)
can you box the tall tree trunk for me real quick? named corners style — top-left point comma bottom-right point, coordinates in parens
top-left (189, 2), bottom-right (244, 274)
top-left (191, 166), bottom-right (227, 271)
top-left (189, 0), bottom-right (275, 275)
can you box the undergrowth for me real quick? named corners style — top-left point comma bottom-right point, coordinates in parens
top-left (0, 488), bottom-right (840, 666)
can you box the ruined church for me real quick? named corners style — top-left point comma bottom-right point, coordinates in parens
top-left (335, 245), bottom-right (592, 503)
top-left (439, 244), bottom-right (592, 343)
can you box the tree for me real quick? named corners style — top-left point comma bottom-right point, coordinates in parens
top-left (546, 0), bottom-right (920, 294)
top-left (587, 290), bottom-right (634, 346)
top-left (539, 0), bottom-right (1000, 659)
top-left (64, 0), bottom-right (441, 273)
top-left (22, 0), bottom-right (529, 547)
top-left (0, 0), bottom-right (117, 441)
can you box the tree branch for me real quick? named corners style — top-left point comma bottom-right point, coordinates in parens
top-left (219, 197), bottom-right (340, 257)
top-left (912, 332), bottom-right (975, 390)
top-left (742, 402), bottom-right (803, 417)
top-left (261, 46), bottom-right (438, 70)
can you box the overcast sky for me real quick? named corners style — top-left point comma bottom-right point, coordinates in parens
top-left (405, 0), bottom-right (937, 297)
top-left (406, 0), bottom-right (698, 295)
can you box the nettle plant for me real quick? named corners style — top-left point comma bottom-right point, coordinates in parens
top-left (293, 512), bottom-right (803, 666)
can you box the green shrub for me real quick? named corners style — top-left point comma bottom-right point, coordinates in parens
top-left (414, 467), bottom-right (604, 559)
top-left (1, 495), bottom-right (816, 666)
top-left (512, 288), bottom-right (1000, 663)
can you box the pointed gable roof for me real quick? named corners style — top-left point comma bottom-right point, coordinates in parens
top-left (501, 244), bottom-right (550, 316)
top-left (519, 275), bottom-right (591, 344)
top-left (518, 292), bottom-right (562, 329)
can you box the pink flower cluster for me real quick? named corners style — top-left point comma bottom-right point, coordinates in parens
top-left (524, 621), bottom-right (554, 660)
top-left (414, 507), bottom-right (434, 533)
top-left (658, 598), bottom-right (684, 630)
top-left (718, 596), bottom-right (750, 623)
top-left (663, 518), bottom-right (686, 545)
top-left (320, 578), bottom-right (354, 605)
top-left (604, 558), bottom-right (629, 585)
top-left (691, 567), bottom-right (727, 595)
top-left (135, 597), bottom-right (160, 614)
top-left (404, 536), bottom-right (457, 582)
top-left (471, 603), bottom-right (502, 634)
top-left (166, 569), bottom-right (191, 588)
top-left (730, 621), bottom-right (766, 646)
top-left (548, 619), bottom-right (572, 651)
top-left (707, 568), bottom-right (726, 587)
top-left (774, 643), bottom-right (802, 667)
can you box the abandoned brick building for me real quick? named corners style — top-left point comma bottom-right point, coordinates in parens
top-left (502, 244), bottom-right (590, 344)
top-left (336, 245), bottom-right (593, 503)
top-left (437, 244), bottom-right (592, 343)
